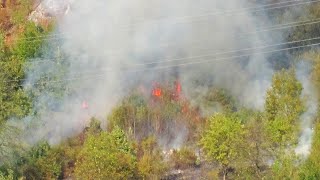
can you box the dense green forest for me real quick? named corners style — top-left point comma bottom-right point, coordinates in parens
top-left (2, 0), bottom-right (320, 179)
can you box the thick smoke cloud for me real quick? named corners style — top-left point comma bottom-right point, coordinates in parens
top-left (23, 0), bottom-right (286, 145)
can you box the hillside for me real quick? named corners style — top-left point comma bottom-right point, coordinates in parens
top-left (1, 0), bottom-right (320, 179)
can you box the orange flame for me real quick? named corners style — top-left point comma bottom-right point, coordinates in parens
top-left (82, 101), bottom-right (89, 109)
top-left (175, 81), bottom-right (181, 94)
top-left (152, 88), bottom-right (162, 97)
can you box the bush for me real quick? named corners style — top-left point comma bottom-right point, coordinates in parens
top-left (170, 147), bottom-right (197, 170)
top-left (74, 127), bottom-right (137, 180)
top-left (137, 136), bottom-right (167, 179)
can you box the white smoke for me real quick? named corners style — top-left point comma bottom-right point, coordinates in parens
top-left (295, 61), bottom-right (318, 157)
top-left (23, 0), bottom-right (284, 145)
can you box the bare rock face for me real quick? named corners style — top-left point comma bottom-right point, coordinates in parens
top-left (29, 0), bottom-right (73, 24)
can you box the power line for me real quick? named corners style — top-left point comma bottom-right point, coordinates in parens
top-left (29, 42), bottom-right (320, 84)
top-left (240, 18), bottom-right (320, 36)
top-left (2, 1), bottom-right (319, 84)
top-left (19, 18), bottom-right (320, 66)
top-left (17, 16), bottom-right (320, 44)
top-left (5, 40), bottom-right (320, 85)
top-left (128, 36), bottom-right (320, 66)
top-left (13, 0), bottom-right (319, 42)
top-left (128, 0), bottom-right (319, 28)
top-left (134, 0), bottom-right (309, 25)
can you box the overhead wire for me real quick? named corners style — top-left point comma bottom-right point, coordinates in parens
top-left (13, 0), bottom-right (320, 42)
top-left (2, 0), bottom-right (320, 85)
top-left (20, 42), bottom-right (320, 85)
top-left (4, 38), bottom-right (320, 85)
top-left (129, 0), bottom-right (320, 28)
top-left (18, 16), bottom-right (320, 45)
top-left (17, 18), bottom-right (320, 66)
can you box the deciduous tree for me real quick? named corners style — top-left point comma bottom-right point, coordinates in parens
top-left (200, 113), bottom-right (246, 180)
top-left (265, 69), bottom-right (303, 147)
top-left (75, 127), bottom-right (137, 180)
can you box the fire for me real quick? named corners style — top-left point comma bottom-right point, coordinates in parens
top-left (82, 101), bottom-right (89, 109)
top-left (152, 87), bottom-right (162, 97)
top-left (175, 81), bottom-right (181, 93)
top-left (171, 80), bottom-right (182, 100)
top-left (151, 82), bottom-right (163, 98)
top-left (151, 80), bottom-right (182, 100)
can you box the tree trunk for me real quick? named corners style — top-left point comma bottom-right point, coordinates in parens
top-left (222, 167), bottom-right (227, 180)
top-left (133, 118), bottom-right (136, 139)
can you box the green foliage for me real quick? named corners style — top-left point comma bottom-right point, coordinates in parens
top-left (287, 3), bottom-right (320, 53)
top-left (28, 141), bottom-right (51, 159)
top-left (235, 113), bottom-right (270, 179)
top-left (137, 136), bottom-right (167, 179)
top-left (271, 153), bottom-right (300, 180)
top-left (14, 22), bottom-right (47, 60)
top-left (85, 117), bottom-right (102, 135)
top-left (109, 126), bottom-right (134, 153)
top-left (203, 88), bottom-right (237, 113)
top-left (137, 154), bottom-right (164, 180)
top-left (2, 3), bottom-right (320, 178)
top-left (108, 104), bottom-right (129, 131)
top-left (299, 122), bottom-right (320, 179)
top-left (75, 127), bottom-right (137, 180)
top-left (312, 58), bottom-right (320, 89)
top-left (0, 21), bottom-right (50, 126)
top-left (0, 169), bottom-right (14, 180)
top-left (170, 147), bottom-right (198, 170)
top-left (108, 93), bottom-right (149, 135)
top-left (303, 51), bottom-right (320, 92)
top-left (11, 0), bottom-right (34, 25)
top-left (0, 124), bottom-right (23, 163)
top-left (108, 90), bottom-right (201, 146)
top-left (0, 33), bottom-right (25, 125)
top-left (34, 149), bottom-right (63, 179)
top-left (0, 31), bottom-right (4, 53)
top-left (0, 56), bottom-right (31, 124)
top-left (200, 113), bottom-right (246, 178)
top-left (299, 159), bottom-right (320, 180)
top-left (12, 141), bottom-right (63, 180)
top-left (265, 69), bottom-right (303, 147)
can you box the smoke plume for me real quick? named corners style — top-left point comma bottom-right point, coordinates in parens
top-left (22, 0), bottom-right (289, 145)
top-left (295, 61), bottom-right (318, 157)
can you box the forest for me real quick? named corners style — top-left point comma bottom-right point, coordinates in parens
top-left (1, 0), bottom-right (320, 179)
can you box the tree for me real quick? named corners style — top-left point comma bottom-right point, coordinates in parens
top-left (0, 21), bottom-right (50, 125)
top-left (200, 113), bottom-right (246, 180)
top-left (0, 55), bottom-right (31, 125)
top-left (6, 141), bottom-right (63, 180)
top-left (270, 153), bottom-right (300, 180)
top-left (14, 22), bottom-right (47, 60)
top-left (203, 88), bottom-right (237, 113)
top-left (237, 112), bottom-right (270, 179)
top-left (10, 0), bottom-right (34, 25)
top-left (303, 51), bottom-right (320, 93)
top-left (75, 127), bottom-right (137, 180)
top-left (33, 147), bottom-right (63, 180)
top-left (0, 169), bottom-right (14, 180)
top-left (299, 121), bottom-right (320, 179)
top-left (0, 124), bottom-right (23, 166)
top-left (265, 69), bottom-right (303, 147)
top-left (169, 147), bottom-right (198, 170)
top-left (137, 136), bottom-right (167, 179)
top-left (108, 93), bottom-right (150, 139)
top-left (0, 31), bottom-right (4, 54)
top-left (286, 3), bottom-right (320, 54)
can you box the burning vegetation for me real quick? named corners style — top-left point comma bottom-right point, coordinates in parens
top-left (108, 80), bottom-right (203, 145)
top-left (151, 80), bottom-right (182, 101)
top-left (2, 0), bottom-right (320, 179)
